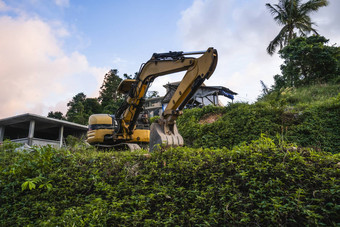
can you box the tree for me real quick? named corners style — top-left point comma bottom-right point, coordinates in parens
top-left (258, 80), bottom-right (270, 99)
top-left (273, 36), bottom-right (340, 89)
top-left (98, 69), bottom-right (123, 106)
top-left (62, 70), bottom-right (135, 123)
top-left (260, 80), bottom-right (269, 95)
top-left (98, 69), bottom-right (126, 114)
top-left (266, 0), bottom-right (328, 55)
top-left (66, 93), bottom-right (102, 125)
top-left (84, 98), bottom-right (102, 115)
top-left (123, 73), bottom-right (133, 79)
top-left (47, 111), bottom-right (65, 120)
top-left (146, 91), bottom-right (160, 98)
top-left (66, 93), bottom-right (87, 124)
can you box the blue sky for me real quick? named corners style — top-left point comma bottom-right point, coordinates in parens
top-left (0, 0), bottom-right (339, 118)
top-left (58, 1), bottom-right (192, 66)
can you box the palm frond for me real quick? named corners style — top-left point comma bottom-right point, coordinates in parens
top-left (265, 3), bottom-right (280, 16)
top-left (266, 3), bottom-right (287, 25)
top-left (266, 0), bottom-right (328, 56)
top-left (267, 25), bottom-right (289, 55)
top-left (301, 0), bottom-right (329, 14)
top-left (295, 22), bottom-right (309, 36)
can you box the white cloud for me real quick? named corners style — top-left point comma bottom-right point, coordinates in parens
top-left (176, 0), bottom-right (339, 104)
top-left (0, 15), bottom-right (106, 118)
top-left (0, 0), bottom-right (9, 11)
top-left (175, 0), bottom-right (282, 103)
top-left (1, 0), bottom-right (337, 120)
top-left (314, 0), bottom-right (340, 44)
top-left (54, 0), bottom-right (69, 7)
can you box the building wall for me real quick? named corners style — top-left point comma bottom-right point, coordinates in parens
top-left (11, 138), bottom-right (60, 148)
top-left (0, 115), bottom-right (87, 147)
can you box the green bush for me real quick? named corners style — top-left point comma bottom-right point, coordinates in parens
top-left (284, 94), bottom-right (340, 153)
top-left (178, 86), bottom-right (340, 153)
top-left (178, 103), bottom-right (283, 149)
top-left (259, 84), bottom-right (340, 106)
top-left (1, 137), bottom-right (339, 226)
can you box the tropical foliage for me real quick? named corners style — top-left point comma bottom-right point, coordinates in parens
top-left (1, 136), bottom-right (339, 226)
top-left (53, 69), bottom-right (162, 124)
top-left (178, 84), bottom-right (340, 153)
top-left (266, 0), bottom-right (328, 55)
top-left (273, 36), bottom-right (340, 89)
top-left (65, 93), bottom-right (102, 125)
top-left (47, 111), bottom-right (66, 120)
top-left (98, 69), bottom-right (124, 114)
top-left (51, 69), bottom-right (131, 124)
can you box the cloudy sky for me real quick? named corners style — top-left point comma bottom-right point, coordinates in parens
top-left (0, 0), bottom-right (339, 119)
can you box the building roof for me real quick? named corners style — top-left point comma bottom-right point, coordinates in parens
top-left (0, 113), bottom-right (88, 130)
top-left (162, 83), bottom-right (237, 103)
top-left (163, 81), bottom-right (206, 89)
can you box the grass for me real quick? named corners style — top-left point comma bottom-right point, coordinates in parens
top-left (258, 83), bottom-right (340, 107)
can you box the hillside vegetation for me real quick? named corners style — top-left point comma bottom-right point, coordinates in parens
top-left (177, 84), bottom-right (340, 153)
top-left (1, 136), bottom-right (339, 226)
top-left (1, 84), bottom-right (339, 226)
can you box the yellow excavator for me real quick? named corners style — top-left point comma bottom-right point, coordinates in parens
top-left (87, 47), bottom-right (218, 151)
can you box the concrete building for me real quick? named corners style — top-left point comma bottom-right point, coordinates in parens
top-left (144, 96), bottom-right (164, 117)
top-left (0, 113), bottom-right (88, 147)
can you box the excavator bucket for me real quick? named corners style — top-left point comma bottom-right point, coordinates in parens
top-left (149, 122), bottom-right (184, 152)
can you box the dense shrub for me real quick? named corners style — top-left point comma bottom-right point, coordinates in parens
top-left (284, 94), bottom-right (340, 153)
top-left (1, 137), bottom-right (339, 226)
top-left (178, 103), bottom-right (282, 149)
top-left (178, 87), bottom-right (340, 153)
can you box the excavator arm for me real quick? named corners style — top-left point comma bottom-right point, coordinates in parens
top-left (116, 47), bottom-right (218, 150)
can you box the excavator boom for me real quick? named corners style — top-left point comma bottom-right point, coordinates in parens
top-left (87, 48), bottom-right (218, 151)
top-left (116, 47), bottom-right (218, 151)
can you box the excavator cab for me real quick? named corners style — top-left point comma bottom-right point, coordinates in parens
top-left (117, 79), bottom-right (136, 94)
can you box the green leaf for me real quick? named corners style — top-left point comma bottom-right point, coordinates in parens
top-left (28, 181), bottom-right (36, 190)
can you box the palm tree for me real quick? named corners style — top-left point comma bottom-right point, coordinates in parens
top-left (266, 0), bottom-right (328, 55)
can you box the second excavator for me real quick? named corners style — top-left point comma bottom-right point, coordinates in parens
top-left (87, 47), bottom-right (218, 151)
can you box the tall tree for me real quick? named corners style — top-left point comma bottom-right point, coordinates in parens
top-left (98, 69), bottom-right (123, 107)
top-left (266, 0), bottom-right (328, 55)
top-left (47, 111), bottom-right (65, 120)
top-left (273, 36), bottom-right (340, 89)
top-left (66, 93), bottom-right (87, 124)
top-left (66, 93), bottom-right (102, 125)
top-left (84, 98), bottom-right (103, 115)
top-left (98, 69), bottom-right (126, 114)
